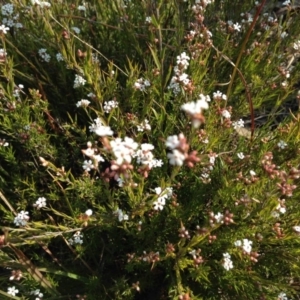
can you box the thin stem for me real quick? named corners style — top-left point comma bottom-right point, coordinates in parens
top-left (226, 0), bottom-right (267, 99)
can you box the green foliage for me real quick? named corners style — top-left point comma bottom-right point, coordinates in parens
top-left (0, 0), bottom-right (300, 299)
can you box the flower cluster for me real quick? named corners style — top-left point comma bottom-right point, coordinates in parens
top-left (81, 141), bottom-right (105, 170)
top-left (9, 270), bottom-right (22, 281)
top-left (14, 210), bottom-right (29, 226)
top-left (165, 133), bottom-right (200, 167)
top-left (209, 211), bottom-right (224, 225)
top-left (134, 78), bottom-right (151, 92)
top-left (189, 249), bottom-right (204, 268)
top-left (234, 238), bottom-right (252, 254)
top-left (137, 119), bottom-right (151, 132)
top-left (1, 4), bottom-right (23, 29)
top-left (76, 99), bottom-right (91, 108)
top-left (31, 0), bottom-right (51, 8)
top-left (89, 117), bottom-right (113, 136)
top-left (222, 253), bottom-right (233, 271)
top-left (104, 99), bottom-right (118, 113)
top-left (78, 4), bottom-right (86, 11)
top-left (68, 231), bottom-right (83, 245)
top-left (110, 137), bottom-right (138, 165)
top-left (108, 137), bottom-right (162, 178)
top-left (135, 143), bottom-right (163, 168)
top-left (278, 292), bottom-right (289, 300)
top-left (38, 48), bottom-right (51, 62)
top-left (153, 187), bottom-right (173, 211)
top-left (277, 140), bottom-right (287, 149)
top-left (31, 289), bottom-right (44, 299)
top-left (213, 90), bottom-right (227, 101)
top-left (56, 53), bottom-right (64, 62)
top-left (168, 52), bottom-right (193, 95)
top-left (73, 74), bottom-right (87, 88)
top-left (232, 119), bottom-right (245, 130)
top-left (181, 94), bottom-right (209, 128)
top-left (114, 208), bottom-right (129, 222)
top-left (273, 198), bottom-right (286, 217)
top-left (0, 138), bottom-right (9, 147)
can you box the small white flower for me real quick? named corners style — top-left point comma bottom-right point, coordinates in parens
top-left (234, 240), bottom-right (242, 247)
top-left (73, 74), bottom-right (86, 88)
top-left (31, 289), bottom-right (43, 298)
top-left (277, 292), bottom-right (289, 300)
top-left (38, 48), bottom-right (51, 62)
top-left (221, 109), bottom-right (231, 119)
top-left (78, 5), bottom-right (86, 11)
top-left (198, 93), bottom-right (211, 102)
top-left (189, 249), bottom-right (196, 257)
top-left (137, 119), bottom-right (151, 132)
top-left (93, 154), bottom-right (105, 163)
top-left (293, 40), bottom-right (300, 51)
top-left (87, 92), bottom-right (96, 98)
top-left (237, 152), bottom-right (244, 159)
top-left (153, 197), bottom-right (166, 211)
top-left (69, 231), bottom-right (83, 245)
top-left (14, 210), bottom-right (30, 226)
top-left (114, 208), bottom-right (129, 222)
top-left (150, 159), bottom-right (163, 168)
top-left (233, 22), bottom-right (242, 32)
top-left (213, 90), bottom-right (227, 100)
top-left (281, 31), bottom-right (288, 39)
top-left (0, 24), bottom-right (10, 34)
top-left (271, 211), bottom-right (280, 218)
top-left (72, 27), bottom-right (81, 34)
top-left (117, 177), bottom-right (124, 187)
top-left (176, 52), bottom-right (190, 69)
top-left (85, 209), bottom-right (93, 216)
top-left (76, 99), bottom-right (91, 108)
top-left (56, 53), bottom-right (64, 62)
top-left (249, 170), bottom-right (256, 176)
top-left (145, 16), bottom-right (152, 23)
top-left (167, 149), bottom-right (186, 166)
top-left (82, 160), bottom-right (94, 172)
top-left (293, 226), bottom-right (300, 233)
top-left (34, 197), bottom-right (47, 209)
top-left (134, 78), bottom-right (151, 92)
top-left (181, 98), bottom-right (209, 115)
top-left (31, 0), bottom-right (51, 8)
top-left (222, 252), bottom-right (233, 271)
top-left (95, 125), bottom-right (114, 136)
top-left (277, 140), bottom-right (287, 149)
top-left (104, 99), bottom-right (118, 113)
top-left (0, 48), bottom-right (7, 60)
top-left (234, 238), bottom-right (253, 253)
top-left (279, 206), bottom-right (286, 214)
top-left (165, 135), bottom-right (180, 150)
top-left (178, 73), bottom-right (190, 85)
top-left (232, 119), bottom-right (244, 129)
top-left (1, 4), bottom-right (14, 16)
top-left (7, 286), bottom-right (19, 296)
top-left (214, 212), bottom-right (224, 223)
top-left (242, 239), bottom-right (253, 254)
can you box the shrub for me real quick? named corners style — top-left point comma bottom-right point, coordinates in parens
top-left (0, 0), bottom-right (300, 299)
